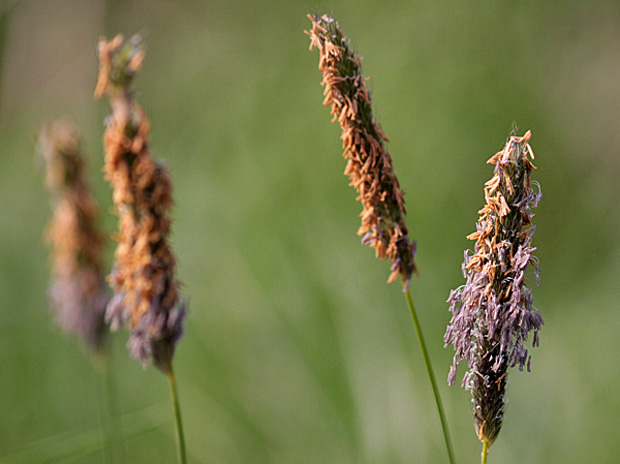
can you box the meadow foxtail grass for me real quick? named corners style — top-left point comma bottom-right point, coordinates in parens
top-left (39, 121), bottom-right (123, 463)
top-left (308, 13), bottom-right (455, 464)
top-left (40, 121), bottom-right (108, 354)
top-left (95, 34), bottom-right (187, 464)
top-left (444, 131), bottom-right (543, 463)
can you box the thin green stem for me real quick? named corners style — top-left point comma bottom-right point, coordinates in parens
top-left (166, 363), bottom-right (187, 464)
top-left (481, 439), bottom-right (489, 464)
top-left (404, 288), bottom-right (455, 464)
top-left (93, 350), bottom-right (124, 464)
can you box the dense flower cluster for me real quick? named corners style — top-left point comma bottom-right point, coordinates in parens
top-left (444, 131), bottom-right (543, 445)
top-left (95, 35), bottom-right (185, 373)
top-left (40, 121), bottom-right (108, 352)
top-left (308, 14), bottom-right (417, 288)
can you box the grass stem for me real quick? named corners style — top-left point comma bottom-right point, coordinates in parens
top-left (167, 363), bottom-right (187, 464)
top-left (481, 439), bottom-right (489, 464)
top-left (404, 288), bottom-right (455, 464)
top-left (93, 351), bottom-right (124, 464)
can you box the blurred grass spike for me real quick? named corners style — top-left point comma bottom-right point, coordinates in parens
top-left (444, 131), bottom-right (543, 460)
top-left (94, 34), bottom-right (186, 375)
top-left (39, 120), bottom-right (109, 353)
top-left (307, 13), bottom-right (417, 290)
top-left (95, 33), bottom-right (188, 464)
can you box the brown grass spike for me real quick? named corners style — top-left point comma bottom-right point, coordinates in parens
top-left (95, 34), bottom-right (185, 373)
top-left (40, 120), bottom-right (108, 352)
top-left (307, 14), bottom-right (417, 289)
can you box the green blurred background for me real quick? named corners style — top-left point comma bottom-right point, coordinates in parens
top-left (1, 0), bottom-right (619, 462)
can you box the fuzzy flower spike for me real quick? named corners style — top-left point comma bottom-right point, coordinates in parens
top-left (307, 14), bottom-right (416, 289)
top-left (444, 131), bottom-right (543, 450)
top-left (309, 15), bottom-right (456, 464)
top-left (95, 35), bottom-right (186, 373)
top-left (40, 121), bottom-right (108, 352)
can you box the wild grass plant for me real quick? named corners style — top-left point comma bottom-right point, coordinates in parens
top-left (307, 13), bottom-right (455, 463)
top-left (94, 34), bottom-right (188, 464)
top-left (39, 121), bottom-right (123, 463)
top-left (445, 131), bottom-right (543, 463)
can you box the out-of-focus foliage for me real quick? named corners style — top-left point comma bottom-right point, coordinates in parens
top-left (1, 1), bottom-right (619, 462)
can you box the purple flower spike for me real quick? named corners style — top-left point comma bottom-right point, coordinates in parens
top-left (444, 131), bottom-right (543, 447)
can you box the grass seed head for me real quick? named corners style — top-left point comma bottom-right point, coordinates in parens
top-left (444, 131), bottom-right (543, 446)
top-left (39, 120), bottom-right (108, 352)
top-left (95, 35), bottom-right (185, 373)
top-left (308, 14), bottom-right (417, 288)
